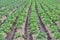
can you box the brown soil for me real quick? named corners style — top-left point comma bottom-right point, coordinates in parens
top-left (56, 21), bottom-right (60, 27)
top-left (9, 8), bottom-right (17, 15)
top-left (14, 8), bottom-right (28, 40)
top-left (1, 15), bottom-right (6, 22)
top-left (15, 22), bottom-right (26, 40)
top-left (32, 34), bottom-right (38, 40)
top-left (0, 6), bottom-right (7, 10)
top-left (0, 7), bottom-right (17, 24)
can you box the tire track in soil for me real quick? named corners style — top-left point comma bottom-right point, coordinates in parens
top-left (35, 2), bottom-right (54, 40)
top-left (40, 3), bottom-right (57, 26)
top-left (43, 3), bottom-right (60, 28)
top-left (6, 16), bottom-right (18, 40)
top-left (24, 3), bottom-right (33, 40)
top-left (6, 2), bottom-right (30, 40)
top-left (16, 4), bottom-right (28, 40)
top-left (40, 3), bottom-right (60, 32)
top-left (14, 3), bottom-right (31, 40)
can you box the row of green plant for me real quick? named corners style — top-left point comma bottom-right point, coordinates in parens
top-left (0, 0), bottom-right (26, 8)
top-left (29, 1), bottom-right (47, 40)
top-left (40, 0), bottom-right (60, 16)
top-left (0, 0), bottom-right (29, 40)
top-left (36, 0), bottom-right (60, 39)
top-left (14, 0), bottom-right (31, 39)
top-left (40, 0), bottom-right (60, 27)
top-left (0, 0), bottom-right (27, 19)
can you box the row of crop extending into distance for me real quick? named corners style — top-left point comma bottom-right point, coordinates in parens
top-left (0, 0), bottom-right (60, 40)
top-left (36, 0), bottom-right (60, 39)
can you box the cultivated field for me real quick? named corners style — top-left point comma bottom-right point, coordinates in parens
top-left (0, 0), bottom-right (60, 40)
